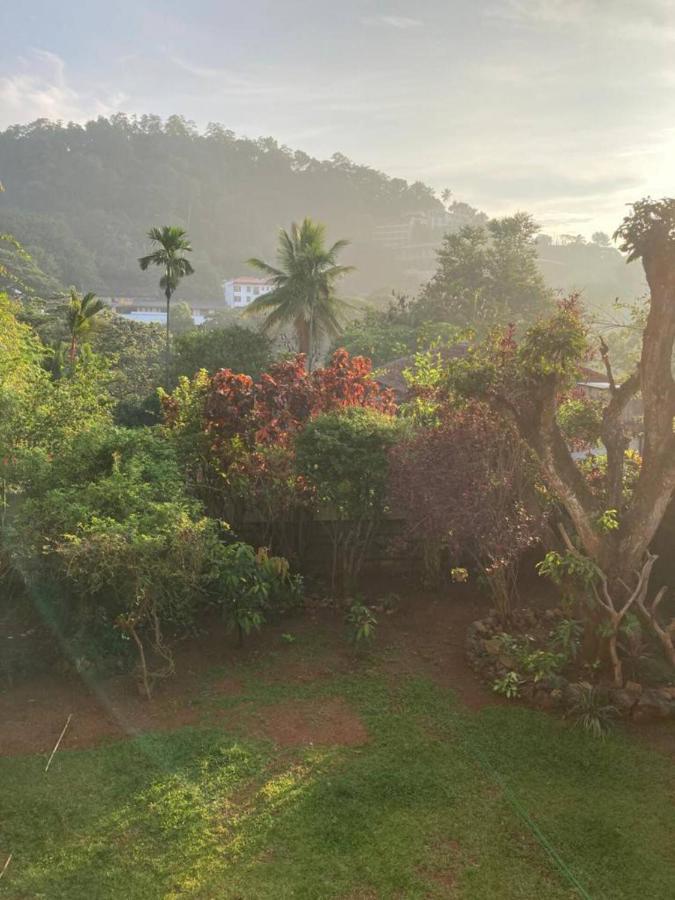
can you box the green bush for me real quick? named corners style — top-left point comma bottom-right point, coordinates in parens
top-left (345, 599), bottom-right (377, 644)
top-left (295, 406), bottom-right (399, 592)
top-left (217, 544), bottom-right (303, 644)
top-left (9, 425), bottom-right (301, 693)
top-left (173, 324), bottom-right (272, 380)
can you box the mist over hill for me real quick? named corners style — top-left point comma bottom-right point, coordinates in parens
top-left (0, 114), bottom-right (645, 311)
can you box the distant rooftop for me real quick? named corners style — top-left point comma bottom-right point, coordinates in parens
top-left (375, 344), bottom-right (469, 398)
top-left (224, 276), bottom-right (272, 286)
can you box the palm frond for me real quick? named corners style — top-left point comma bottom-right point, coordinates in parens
top-left (246, 257), bottom-right (284, 279)
top-left (242, 288), bottom-right (290, 316)
top-left (328, 238), bottom-right (351, 256)
top-left (244, 216), bottom-right (353, 350)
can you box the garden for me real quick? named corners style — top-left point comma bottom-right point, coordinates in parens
top-left (1, 200), bottom-right (675, 898)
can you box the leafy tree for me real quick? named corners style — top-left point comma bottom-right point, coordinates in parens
top-left (138, 225), bottom-right (195, 382)
top-left (0, 209), bottom-right (100, 291)
top-left (447, 198), bottom-right (675, 682)
top-left (0, 293), bottom-right (47, 473)
top-left (65, 289), bottom-right (105, 361)
top-left (332, 293), bottom-right (418, 366)
top-left (245, 218), bottom-right (353, 367)
top-left (416, 213), bottom-right (553, 331)
top-left (0, 232), bottom-right (61, 298)
top-left (173, 324), bottom-right (272, 380)
top-left (169, 300), bottom-right (195, 336)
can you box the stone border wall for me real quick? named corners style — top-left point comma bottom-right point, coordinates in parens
top-left (466, 609), bottom-right (675, 721)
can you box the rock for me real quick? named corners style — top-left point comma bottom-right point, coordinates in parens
top-left (534, 689), bottom-right (555, 710)
top-left (658, 685), bottom-right (675, 700)
top-left (609, 689), bottom-right (637, 713)
top-left (624, 680), bottom-right (642, 696)
top-left (483, 638), bottom-right (502, 656)
top-left (550, 688), bottom-right (564, 707)
top-left (521, 683), bottom-right (536, 701)
top-left (498, 654), bottom-right (516, 669)
top-left (633, 689), bottom-right (672, 721)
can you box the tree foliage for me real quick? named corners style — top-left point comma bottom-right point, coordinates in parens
top-left (417, 213), bottom-right (553, 331)
top-left (245, 217), bottom-right (353, 364)
top-left (0, 115), bottom-right (440, 298)
top-left (173, 324), bottom-right (272, 381)
top-left (389, 402), bottom-right (541, 615)
top-left (296, 406), bottom-right (399, 591)
top-left (447, 199), bottom-right (675, 681)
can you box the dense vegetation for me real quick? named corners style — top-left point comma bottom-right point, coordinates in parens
top-left (0, 116), bottom-right (646, 308)
top-left (2, 194), bottom-right (674, 697)
top-left (0, 115), bottom-right (440, 298)
top-left (1, 105), bottom-right (674, 897)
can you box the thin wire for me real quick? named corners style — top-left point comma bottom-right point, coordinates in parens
top-left (458, 728), bottom-right (594, 900)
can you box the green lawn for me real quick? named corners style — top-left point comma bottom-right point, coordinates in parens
top-left (2, 639), bottom-right (674, 899)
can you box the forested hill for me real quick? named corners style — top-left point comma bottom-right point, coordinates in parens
top-left (0, 114), bottom-right (444, 300)
top-left (0, 114), bottom-right (646, 310)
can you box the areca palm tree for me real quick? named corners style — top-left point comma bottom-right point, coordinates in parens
top-left (138, 225), bottom-right (194, 382)
top-left (245, 218), bottom-right (354, 368)
top-left (66, 289), bottom-right (105, 362)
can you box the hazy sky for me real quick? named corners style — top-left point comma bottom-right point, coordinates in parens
top-left (2, 0), bottom-right (674, 234)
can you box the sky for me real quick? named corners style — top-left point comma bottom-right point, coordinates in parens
top-left (1, 0), bottom-right (674, 235)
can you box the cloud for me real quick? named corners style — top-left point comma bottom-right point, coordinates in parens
top-left (0, 49), bottom-right (125, 128)
top-left (487, 0), bottom-right (675, 40)
top-left (360, 15), bottom-right (423, 29)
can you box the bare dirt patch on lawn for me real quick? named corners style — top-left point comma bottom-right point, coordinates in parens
top-left (225, 696), bottom-right (369, 748)
top-left (1, 587), bottom-right (492, 757)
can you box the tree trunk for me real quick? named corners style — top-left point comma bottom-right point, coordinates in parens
top-left (165, 292), bottom-right (172, 386)
top-left (295, 316), bottom-right (311, 364)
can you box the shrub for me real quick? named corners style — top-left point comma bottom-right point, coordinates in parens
top-left (217, 543), bottom-right (303, 645)
top-left (161, 351), bottom-right (396, 561)
top-left (295, 406), bottom-right (399, 592)
top-left (568, 683), bottom-right (617, 738)
top-left (493, 671), bottom-right (522, 699)
top-left (389, 402), bottom-right (542, 615)
top-left (9, 426), bottom-right (301, 694)
top-left (345, 600), bottom-right (378, 644)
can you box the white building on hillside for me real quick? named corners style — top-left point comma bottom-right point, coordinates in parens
top-left (223, 276), bottom-right (274, 309)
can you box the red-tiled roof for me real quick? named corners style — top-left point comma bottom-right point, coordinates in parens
top-left (228, 276), bottom-right (272, 285)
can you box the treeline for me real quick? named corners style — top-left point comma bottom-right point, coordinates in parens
top-left (0, 115), bottom-right (646, 310)
top-left (0, 114), bottom-right (441, 299)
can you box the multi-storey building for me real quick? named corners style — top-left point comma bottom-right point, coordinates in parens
top-left (223, 276), bottom-right (273, 309)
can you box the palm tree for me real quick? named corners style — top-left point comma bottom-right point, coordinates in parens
top-left (138, 225), bottom-right (194, 382)
top-left (65, 289), bottom-right (105, 362)
top-left (245, 218), bottom-right (354, 368)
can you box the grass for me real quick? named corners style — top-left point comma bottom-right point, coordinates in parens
top-left (1, 637), bottom-right (675, 898)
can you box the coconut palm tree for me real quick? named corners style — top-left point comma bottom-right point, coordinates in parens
top-left (65, 289), bottom-right (106, 362)
top-left (138, 225), bottom-right (194, 382)
top-left (245, 218), bottom-right (353, 368)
